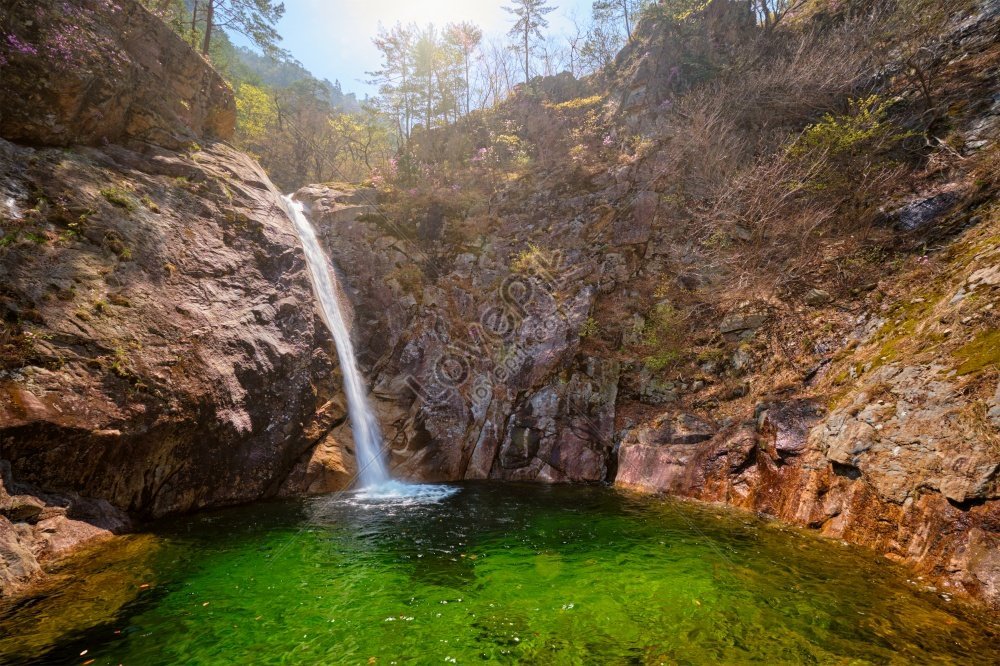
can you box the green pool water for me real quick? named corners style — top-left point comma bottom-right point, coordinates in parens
top-left (1, 483), bottom-right (997, 664)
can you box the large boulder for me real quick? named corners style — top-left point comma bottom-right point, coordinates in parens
top-left (0, 0), bottom-right (339, 532)
top-left (0, 0), bottom-right (235, 149)
top-left (0, 138), bottom-right (338, 519)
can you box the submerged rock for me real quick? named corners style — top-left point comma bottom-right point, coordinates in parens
top-left (0, 461), bottom-right (129, 596)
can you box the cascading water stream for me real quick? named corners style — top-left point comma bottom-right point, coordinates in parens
top-left (283, 195), bottom-right (390, 488)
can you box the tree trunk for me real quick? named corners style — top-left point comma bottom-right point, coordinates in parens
top-left (190, 0), bottom-right (199, 48)
top-left (524, 27), bottom-right (530, 85)
top-left (201, 0), bottom-right (214, 55)
top-left (464, 50), bottom-right (471, 115)
top-left (425, 78), bottom-right (432, 131)
top-left (402, 65), bottom-right (411, 140)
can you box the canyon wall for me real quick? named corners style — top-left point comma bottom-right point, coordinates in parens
top-left (0, 0), bottom-right (342, 595)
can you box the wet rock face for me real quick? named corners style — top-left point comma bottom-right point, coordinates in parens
top-left (0, 0), bottom-right (347, 597)
top-left (0, 138), bottom-right (334, 519)
top-left (0, 0), bottom-right (235, 149)
top-left (294, 185), bottom-right (619, 486)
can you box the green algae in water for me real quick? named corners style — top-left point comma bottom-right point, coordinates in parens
top-left (1, 484), bottom-right (997, 664)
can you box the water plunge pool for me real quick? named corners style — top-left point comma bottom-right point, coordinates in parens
top-left (1, 483), bottom-right (996, 664)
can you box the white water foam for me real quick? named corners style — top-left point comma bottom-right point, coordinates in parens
top-left (350, 481), bottom-right (459, 505)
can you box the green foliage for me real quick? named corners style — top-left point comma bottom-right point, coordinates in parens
top-left (235, 83), bottom-right (278, 144)
top-left (641, 301), bottom-right (686, 371)
top-left (369, 20), bottom-right (483, 144)
top-left (390, 264), bottom-right (424, 300)
top-left (140, 196), bottom-right (160, 213)
top-left (197, 0), bottom-right (286, 58)
top-left (544, 95), bottom-right (605, 112)
top-left (644, 349), bottom-right (683, 371)
top-left (142, 0), bottom-right (387, 190)
top-left (785, 95), bottom-right (915, 212)
top-left (789, 96), bottom-right (912, 163)
top-left (109, 344), bottom-right (135, 379)
top-left (580, 317), bottom-right (599, 339)
top-left (642, 301), bottom-right (679, 347)
top-left (511, 243), bottom-right (553, 274)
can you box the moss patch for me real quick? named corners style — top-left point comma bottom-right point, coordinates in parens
top-left (954, 329), bottom-right (1000, 376)
top-left (100, 187), bottom-right (139, 212)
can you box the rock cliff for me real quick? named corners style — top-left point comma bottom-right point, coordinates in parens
top-left (0, 0), bottom-right (235, 149)
top-left (0, 0), bottom-right (338, 595)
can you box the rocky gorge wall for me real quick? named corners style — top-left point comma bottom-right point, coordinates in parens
top-left (0, 0), bottom-right (235, 149)
top-left (0, 0), bottom-right (342, 596)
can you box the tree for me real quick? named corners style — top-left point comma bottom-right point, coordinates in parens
top-left (750, 0), bottom-right (808, 29)
top-left (372, 22), bottom-right (485, 135)
top-left (413, 26), bottom-right (441, 132)
top-left (504, 0), bottom-right (557, 85)
top-left (579, 18), bottom-right (620, 73)
top-left (592, 0), bottom-right (647, 42)
top-left (445, 22), bottom-right (483, 116)
top-left (234, 82), bottom-right (278, 150)
top-left (370, 23), bottom-right (418, 139)
top-left (198, 0), bottom-right (285, 57)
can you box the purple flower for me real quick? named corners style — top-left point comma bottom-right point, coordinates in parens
top-left (5, 34), bottom-right (38, 56)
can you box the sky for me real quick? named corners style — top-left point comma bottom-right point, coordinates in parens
top-left (240, 0), bottom-right (594, 97)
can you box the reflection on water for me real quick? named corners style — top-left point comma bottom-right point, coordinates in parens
top-left (1, 483), bottom-right (997, 665)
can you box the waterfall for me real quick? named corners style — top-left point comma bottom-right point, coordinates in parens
top-left (283, 195), bottom-right (390, 488)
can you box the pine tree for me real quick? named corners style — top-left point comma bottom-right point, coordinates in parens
top-left (370, 23), bottom-right (418, 139)
top-left (445, 22), bottom-right (483, 116)
top-left (592, 0), bottom-right (647, 42)
top-left (198, 0), bottom-right (285, 57)
top-left (504, 0), bottom-right (557, 85)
